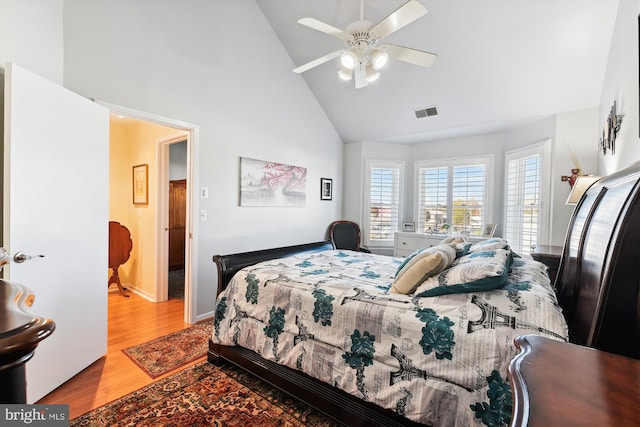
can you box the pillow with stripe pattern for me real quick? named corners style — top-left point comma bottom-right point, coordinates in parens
top-left (391, 245), bottom-right (457, 295)
top-left (414, 248), bottom-right (513, 297)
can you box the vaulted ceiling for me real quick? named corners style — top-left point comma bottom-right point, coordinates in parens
top-left (256, 0), bottom-right (618, 144)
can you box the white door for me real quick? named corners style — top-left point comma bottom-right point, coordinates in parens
top-left (3, 63), bottom-right (109, 402)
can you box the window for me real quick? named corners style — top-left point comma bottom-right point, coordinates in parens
top-left (415, 157), bottom-right (492, 236)
top-left (364, 160), bottom-right (403, 246)
top-left (504, 141), bottom-right (551, 254)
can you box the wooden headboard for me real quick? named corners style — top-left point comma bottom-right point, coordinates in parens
top-left (556, 161), bottom-right (640, 359)
top-left (213, 241), bottom-right (334, 294)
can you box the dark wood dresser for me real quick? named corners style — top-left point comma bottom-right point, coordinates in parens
top-left (509, 335), bottom-right (640, 426)
top-left (0, 279), bottom-right (55, 403)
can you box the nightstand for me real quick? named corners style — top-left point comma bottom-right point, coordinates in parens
top-left (509, 335), bottom-right (640, 427)
top-left (530, 244), bottom-right (562, 283)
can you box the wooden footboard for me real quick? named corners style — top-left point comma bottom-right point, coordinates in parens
top-left (210, 240), bottom-right (424, 427)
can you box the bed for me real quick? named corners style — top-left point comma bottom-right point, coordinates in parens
top-left (209, 160), bottom-right (640, 427)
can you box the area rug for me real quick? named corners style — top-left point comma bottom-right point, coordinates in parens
top-left (122, 321), bottom-right (212, 378)
top-left (70, 361), bottom-right (338, 426)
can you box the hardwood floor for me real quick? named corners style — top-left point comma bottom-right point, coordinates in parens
top-left (37, 291), bottom-right (206, 419)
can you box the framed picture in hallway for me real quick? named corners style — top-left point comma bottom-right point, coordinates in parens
top-left (133, 164), bottom-right (149, 205)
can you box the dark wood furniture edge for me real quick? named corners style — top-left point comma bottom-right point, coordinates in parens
top-left (209, 240), bottom-right (424, 427)
top-left (509, 334), bottom-right (640, 427)
top-left (0, 279), bottom-right (55, 403)
top-left (508, 335), bottom-right (534, 427)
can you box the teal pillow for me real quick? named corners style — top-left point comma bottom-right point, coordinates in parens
top-left (414, 248), bottom-right (513, 297)
top-left (453, 242), bottom-right (472, 258)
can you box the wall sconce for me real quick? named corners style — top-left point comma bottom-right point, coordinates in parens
top-left (600, 100), bottom-right (623, 155)
top-left (561, 169), bottom-right (580, 187)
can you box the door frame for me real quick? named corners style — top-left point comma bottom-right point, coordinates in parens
top-left (97, 100), bottom-right (200, 324)
top-left (157, 135), bottom-right (191, 305)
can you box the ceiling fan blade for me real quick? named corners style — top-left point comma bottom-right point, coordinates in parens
top-left (382, 44), bottom-right (437, 67)
top-left (369, 0), bottom-right (427, 39)
top-left (297, 18), bottom-right (351, 41)
top-left (354, 65), bottom-right (368, 89)
top-left (293, 50), bottom-right (343, 73)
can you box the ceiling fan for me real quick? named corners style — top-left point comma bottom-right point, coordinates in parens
top-left (293, 0), bottom-right (437, 89)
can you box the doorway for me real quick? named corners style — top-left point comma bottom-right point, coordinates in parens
top-left (168, 141), bottom-right (187, 300)
top-left (104, 101), bottom-right (198, 324)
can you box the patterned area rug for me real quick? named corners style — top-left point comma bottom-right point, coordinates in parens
top-left (70, 361), bottom-right (338, 426)
top-left (122, 321), bottom-right (212, 378)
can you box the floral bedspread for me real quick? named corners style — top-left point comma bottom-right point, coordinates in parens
top-left (212, 249), bottom-right (568, 426)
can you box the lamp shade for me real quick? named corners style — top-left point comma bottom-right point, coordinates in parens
top-left (337, 67), bottom-right (353, 81)
top-left (340, 50), bottom-right (358, 70)
top-left (365, 64), bottom-right (380, 82)
top-left (370, 49), bottom-right (389, 70)
top-left (566, 175), bottom-right (601, 205)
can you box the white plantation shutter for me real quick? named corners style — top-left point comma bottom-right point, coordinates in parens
top-left (504, 142), bottom-right (550, 254)
top-left (365, 161), bottom-right (403, 246)
top-left (416, 157), bottom-right (491, 236)
top-left (452, 164), bottom-right (486, 235)
top-left (417, 167), bottom-right (448, 233)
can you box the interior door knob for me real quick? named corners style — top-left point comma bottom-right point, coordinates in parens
top-left (13, 252), bottom-right (45, 263)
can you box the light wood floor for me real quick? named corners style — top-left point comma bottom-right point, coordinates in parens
top-left (37, 291), bottom-right (206, 420)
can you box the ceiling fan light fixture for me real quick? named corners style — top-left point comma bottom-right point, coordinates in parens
top-left (365, 64), bottom-right (380, 82)
top-left (370, 49), bottom-right (389, 70)
top-left (340, 50), bottom-right (358, 70)
top-left (338, 67), bottom-right (353, 81)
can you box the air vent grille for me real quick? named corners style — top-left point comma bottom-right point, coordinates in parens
top-left (415, 106), bottom-right (438, 119)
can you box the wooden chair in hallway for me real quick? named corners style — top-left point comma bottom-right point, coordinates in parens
top-left (108, 221), bottom-right (132, 297)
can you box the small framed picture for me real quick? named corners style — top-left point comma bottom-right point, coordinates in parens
top-left (320, 178), bottom-right (332, 200)
top-left (132, 164), bottom-right (149, 205)
top-left (402, 222), bottom-right (416, 232)
top-left (482, 223), bottom-right (497, 238)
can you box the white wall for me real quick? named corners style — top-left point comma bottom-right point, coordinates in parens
top-left (60, 0), bottom-right (343, 318)
top-left (0, 0), bottom-right (63, 85)
top-left (550, 108), bottom-right (599, 244)
top-left (345, 110), bottom-right (599, 249)
top-left (599, 0), bottom-right (640, 175)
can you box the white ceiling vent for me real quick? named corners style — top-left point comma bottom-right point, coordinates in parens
top-left (415, 106), bottom-right (438, 119)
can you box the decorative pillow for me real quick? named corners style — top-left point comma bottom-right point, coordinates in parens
top-left (438, 236), bottom-right (471, 258)
top-left (414, 248), bottom-right (513, 297)
top-left (468, 238), bottom-right (509, 253)
top-left (439, 236), bottom-right (465, 245)
top-left (394, 245), bottom-right (457, 278)
top-left (390, 252), bottom-right (444, 294)
top-left (392, 245), bottom-right (457, 294)
top-left (453, 242), bottom-right (472, 257)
